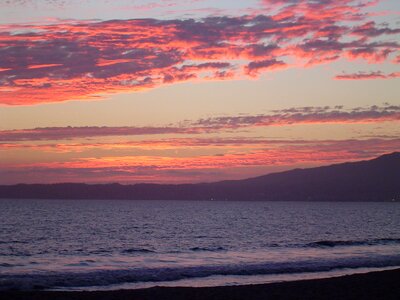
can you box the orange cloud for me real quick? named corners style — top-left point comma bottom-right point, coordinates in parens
top-left (27, 64), bottom-right (63, 69)
top-left (2, 138), bottom-right (399, 184)
top-left (1, 0), bottom-right (398, 105)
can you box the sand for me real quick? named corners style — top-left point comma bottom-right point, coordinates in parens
top-left (2, 268), bottom-right (400, 300)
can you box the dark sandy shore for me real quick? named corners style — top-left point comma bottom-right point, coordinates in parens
top-left (3, 268), bottom-right (400, 300)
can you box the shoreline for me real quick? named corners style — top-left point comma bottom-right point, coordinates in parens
top-left (3, 268), bottom-right (400, 300)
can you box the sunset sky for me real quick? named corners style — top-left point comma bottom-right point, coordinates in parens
top-left (0, 0), bottom-right (399, 184)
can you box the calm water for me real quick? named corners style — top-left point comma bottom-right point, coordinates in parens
top-left (1, 199), bottom-right (400, 290)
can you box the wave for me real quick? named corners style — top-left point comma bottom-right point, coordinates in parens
top-left (0, 252), bottom-right (32, 257)
top-left (0, 263), bottom-right (23, 268)
top-left (0, 240), bottom-right (29, 245)
top-left (190, 246), bottom-right (225, 252)
top-left (122, 248), bottom-right (155, 254)
top-left (2, 237), bottom-right (399, 258)
top-left (2, 254), bottom-right (400, 291)
top-left (306, 238), bottom-right (400, 248)
top-left (88, 249), bottom-right (113, 255)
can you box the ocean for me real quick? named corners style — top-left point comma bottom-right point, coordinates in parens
top-left (1, 199), bottom-right (400, 291)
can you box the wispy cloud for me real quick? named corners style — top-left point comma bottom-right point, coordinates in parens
top-left (2, 138), bottom-right (399, 184)
top-left (335, 71), bottom-right (400, 80)
top-left (1, 104), bottom-right (398, 141)
top-left (193, 105), bottom-right (400, 129)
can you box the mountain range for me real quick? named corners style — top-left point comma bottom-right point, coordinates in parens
top-left (1, 152), bottom-right (399, 201)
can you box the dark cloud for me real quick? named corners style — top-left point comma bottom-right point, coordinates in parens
top-left (352, 21), bottom-right (400, 37)
top-left (0, 104), bottom-right (398, 142)
top-left (0, 0), bottom-right (398, 105)
top-left (194, 104), bottom-right (400, 128)
top-left (245, 59), bottom-right (286, 75)
top-left (335, 71), bottom-right (400, 80)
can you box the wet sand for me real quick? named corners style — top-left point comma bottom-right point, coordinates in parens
top-left (3, 268), bottom-right (400, 300)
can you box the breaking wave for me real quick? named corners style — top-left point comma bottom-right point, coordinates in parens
top-left (2, 254), bottom-right (400, 291)
top-left (306, 238), bottom-right (400, 248)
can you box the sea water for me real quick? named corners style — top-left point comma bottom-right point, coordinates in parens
top-left (0, 199), bottom-right (399, 290)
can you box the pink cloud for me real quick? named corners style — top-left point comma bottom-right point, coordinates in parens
top-left (0, 0), bottom-right (398, 105)
top-left (2, 138), bottom-right (399, 184)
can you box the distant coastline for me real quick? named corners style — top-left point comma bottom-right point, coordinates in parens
top-left (1, 152), bottom-right (399, 202)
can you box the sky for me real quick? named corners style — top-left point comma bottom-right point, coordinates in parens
top-left (0, 0), bottom-right (399, 184)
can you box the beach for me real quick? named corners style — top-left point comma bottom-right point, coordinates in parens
top-left (3, 268), bottom-right (400, 300)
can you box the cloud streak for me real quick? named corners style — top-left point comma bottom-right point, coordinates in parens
top-left (1, 104), bottom-right (398, 141)
top-left (335, 71), bottom-right (400, 80)
top-left (2, 137), bottom-right (399, 184)
top-left (193, 105), bottom-right (400, 129)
